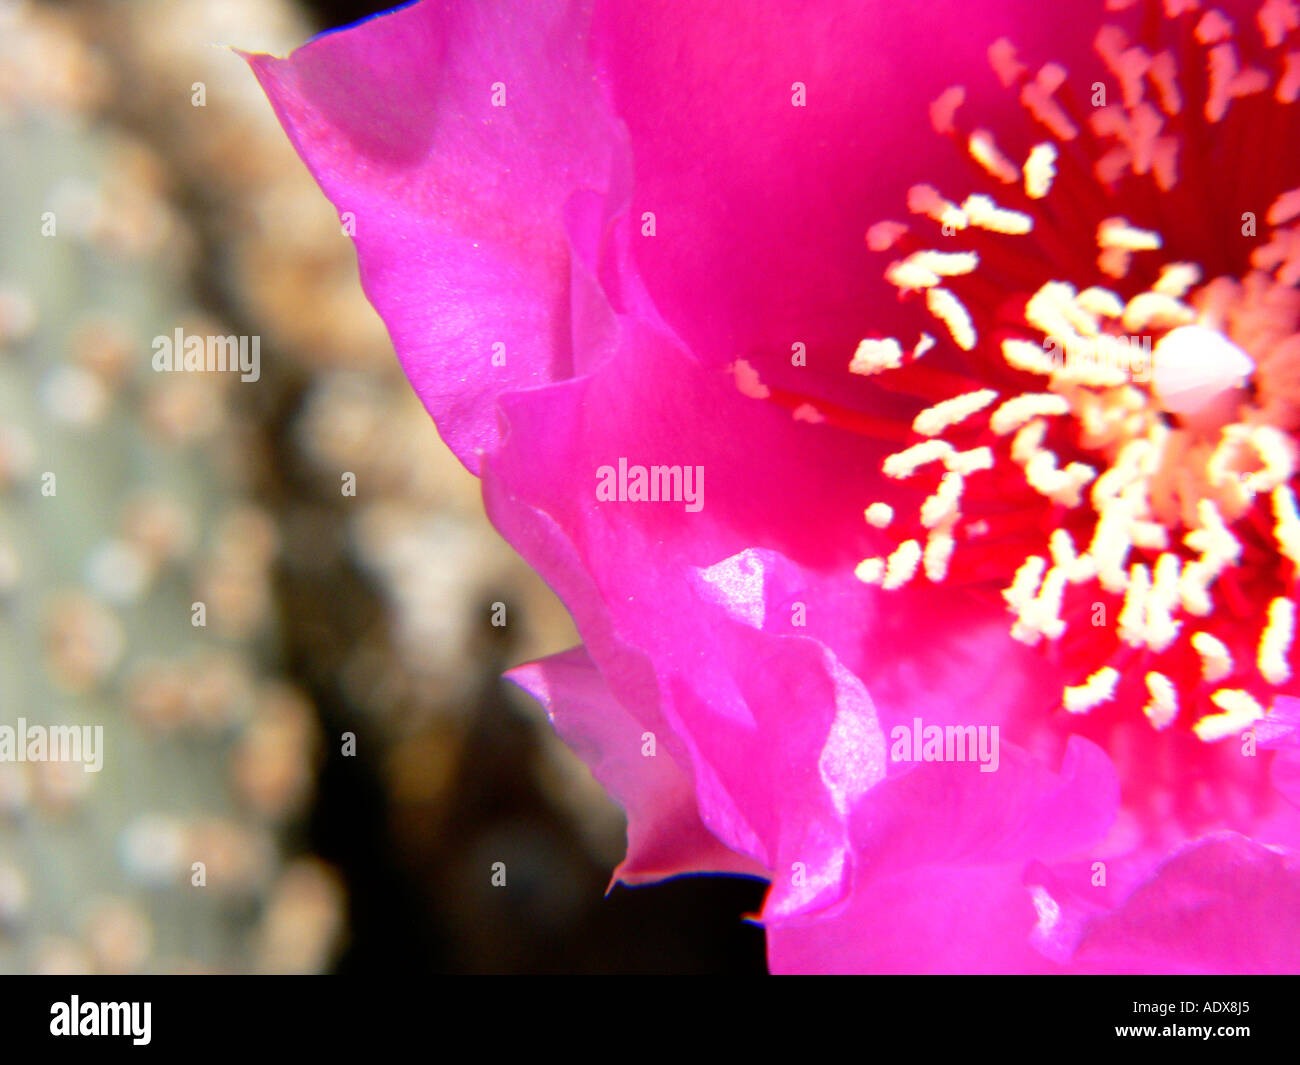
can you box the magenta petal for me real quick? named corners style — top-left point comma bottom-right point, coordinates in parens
top-left (1272, 753), bottom-right (1300, 810)
top-left (476, 268), bottom-right (1086, 924)
top-left (588, 0), bottom-right (1091, 389)
top-left (847, 735), bottom-right (1119, 875)
top-left (1063, 834), bottom-right (1300, 974)
top-left (479, 330), bottom-right (900, 914)
top-left (1258, 699), bottom-right (1300, 808)
top-left (1258, 696), bottom-right (1300, 749)
top-left (769, 866), bottom-right (1062, 974)
top-left (244, 1), bottom-right (629, 473)
top-left (766, 737), bottom-right (1119, 973)
top-left (507, 647), bottom-right (765, 884)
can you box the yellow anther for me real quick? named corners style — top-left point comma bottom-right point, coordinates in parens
top-left (1241, 426), bottom-right (1296, 494)
top-left (1063, 667), bottom-right (1120, 714)
top-left (1121, 291), bottom-right (1197, 332)
top-left (1179, 560), bottom-right (1216, 617)
top-left (1075, 286), bottom-right (1126, 318)
top-left (1010, 419), bottom-right (1048, 465)
top-left (912, 389), bottom-right (998, 437)
top-left (925, 287), bottom-right (977, 351)
top-left (886, 250), bottom-right (980, 291)
top-left (849, 337), bottom-right (905, 375)
top-left (924, 529), bottom-right (956, 582)
top-left (854, 557), bottom-right (885, 584)
top-left (1184, 499), bottom-right (1242, 566)
top-left (1088, 498), bottom-right (1136, 594)
top-left (1144, 552), bottom-right (1183, 653)
top-left (1002, 338), bottom-right (1058, 375)
top-left (920, 472), bottom-right (964, 529)
top-left (1097, 217), bottom-right (1162, 251)
top-left (1267, 187), bottom-right (1300, 227)
top-left (1004, 555), bottom-right (1048, 613)
top-left (907, 184), bottom-right (969, 230)
top-left (883, 440), bottom-right (956, 479)
top-left (1259, 597), bottom-right (1296, 685)
top-left (1049, 529), bottom-right (1098, 583)
top-left (1143, 671), bottom-right (1178, 730)
top-left (1273, 486), bottom-right (1300, 569)
top-left (1117, 562), bottom-right (1152, 647)
top-left (1011, 566), bottom-right (1069, 644)
top-left (990, 393), bottom-right (1070, 436)
top-left (864, 503), bottom-right (894, 528)
top-left (1152, 262), bottom-right (1202, 297)
top-left (1194, 690), bottom-right (1265, 741)
top-left (1023, 143), bottom-right (1058, 199)
top-left (961, 194), bottom-right (1033, 234)
top-left (945, 446), bottom-right (995, 475)
top-left (1191, 631), bottom-right (1233, 682)
top-left (969, 129), bottom-right (1021, 184)
top-left (882, 540), bottom-right (923, 590)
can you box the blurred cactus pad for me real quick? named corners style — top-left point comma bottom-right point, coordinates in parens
top-left (0, 2), bottom-right (339, 974)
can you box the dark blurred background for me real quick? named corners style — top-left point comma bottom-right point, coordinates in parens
top-left (0, 0), bottom-right (766, 973)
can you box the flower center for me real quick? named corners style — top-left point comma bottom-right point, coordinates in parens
top-left (736, 0), bottom-right (1300, 747)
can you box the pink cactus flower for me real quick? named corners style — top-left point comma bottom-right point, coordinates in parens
top-left (247, 0), bottom-right (1300, 972)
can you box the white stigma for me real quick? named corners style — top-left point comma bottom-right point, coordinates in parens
top-left (1150, 325), bottom-right (1254, 424)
